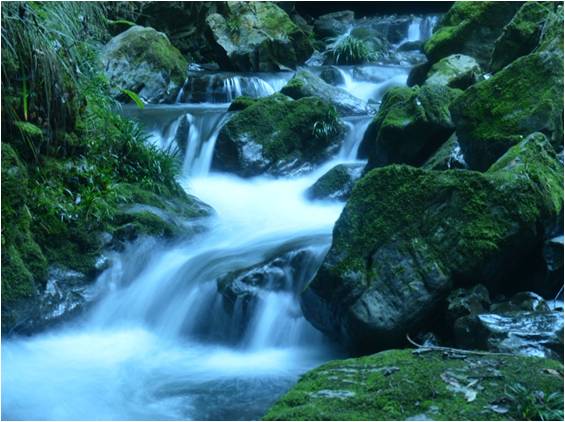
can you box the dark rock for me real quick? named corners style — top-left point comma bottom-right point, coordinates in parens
top-left (451, 49), bottom-right (564, 171)
top-left (319, 66), bottom-right (345, 86)
top-left (301, 135), bottom-right (563, 352)
top-left (206, 2), bottom-right (313, 71)
top-left (360, 85), bottom-right (460, 169)
top-left (212, 94), bottom-right (344, 177)
top-left (305, 163), bottom-right (364, 201)
top-left (424, 54), bottom-right (481, 89)
top-left (454, 308), bottom-right (564, 359)
top-left (102, 26), bottom-right (188, 104)
top-left (446, 284), bottom-right (491, 327)
top-left (264, 349), bottom-right (564, 421)
top-left (490, 2), bottom-right (548, 72)
top-left (397, 40), bottom-right (423, 52)
top-left (423, 2), bottom-right (522, 67)
top-left (281, 70), bottom-right (369, 116)
top-left (407, 61), bottom-right (432, 87)
top-left (314, 10), bottom-right (355, 39)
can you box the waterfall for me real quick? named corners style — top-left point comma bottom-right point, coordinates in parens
top-left (2, 18), bottom-right (420, 419)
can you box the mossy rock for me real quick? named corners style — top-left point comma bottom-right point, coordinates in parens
top-left (305, 163), bottom-right (364, 202)
top-left (302, 134), bottom-right (563, 352)
top-left (280, 70), bottom-right (368, 116)
top-left (228, 96), bottom-right (259, 112)
top-left (212, 93), bottom-right (344, 177)
top-left (206, 2), bottom-right (313, 71)
top-left (102, 25), bottom-right (188, 103)
top-left (424, 54), bottom-right (481, 89)
top-left (489, 2), bottom-right (549, 72)
top-left (423, 2), bottom-right (522, 66)
top-left (423, 133), bottom-right (468, 171)
top-left (450, 50), bottom-right (563, 170)
top-left (359, 85), bottom-right (461, 168)
top-left (264, 349), bottom-right (564, 421)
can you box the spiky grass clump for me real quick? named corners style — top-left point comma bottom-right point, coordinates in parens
top-left (328, 35), bottom-right (375, 65)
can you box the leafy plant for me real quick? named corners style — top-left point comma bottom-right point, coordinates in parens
top-left (506, 383), bottom-right (564, 421)
top-left (312, 107), bottom-right (342, 142)
top-left (328, 35), bottom-right (375, 65)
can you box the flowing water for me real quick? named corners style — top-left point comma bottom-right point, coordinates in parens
top-left (2, 15), bottom-right (437, 421)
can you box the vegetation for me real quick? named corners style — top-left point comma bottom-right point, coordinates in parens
top-left (328, 35), bottom-right (375, 65)
top-left (1, 2), bottom-right (197, 328)
top-left (264, 349), bottom-right (564, 421)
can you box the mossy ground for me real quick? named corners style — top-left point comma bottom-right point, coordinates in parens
top-left (264, 349), bottom-right (564, 421)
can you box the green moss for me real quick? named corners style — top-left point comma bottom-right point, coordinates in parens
top-left (106, 26), bottom-right (187, 84)
top-left (228, 96), bottom-right (258, 112)
top-left (424, 2), bottom-right (522, 65)
top-left (14, 121), bottom-right (43, 138)
top-left (490, 2), bottom-right (549, 72)
top-left (264, 349), bottom-right (564, 421)
top-left (1, 245), bottom-right (36, 303)
top-left (221, 93), bottom-right (342, 163)
top-left (450, 50), bottom-right (563, 170)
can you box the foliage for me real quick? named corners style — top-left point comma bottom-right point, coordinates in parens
top-left (506, 383), bottom-right (564, 421)
top-left (312, 107), bottom-right (341, 142)
top-left (328, 35), bottom-right (375, 65)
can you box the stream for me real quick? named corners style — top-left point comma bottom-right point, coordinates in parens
top-left (2, 15), bottom-right (437, 420)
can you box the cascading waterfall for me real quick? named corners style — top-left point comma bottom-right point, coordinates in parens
top-left (1, 13), bottom-right (433, 421)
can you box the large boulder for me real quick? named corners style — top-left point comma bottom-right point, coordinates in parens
top-left (305, 163), bottom-right (364, 202)
top-left (301, 135), bottom-right (563, 352)
top-left (359, 85), bottom-right (460, 168)
top-left (313, 11), bottom-right (355, 40)
top-left (423, 2), bottom-right (522, 67)
top-left (280, 70), bottom-right (369, 116)
top-left (450, 51), bottom-right (563, 170)
top-left (212, 94), bottom-right (344, 177)
top-left (489, 2), bottom-right (548, 72)
top-left (264, 349), bottom-right (564, 421)
top-left (102, 26), bottom-right (188, 104)
top-left (205, 2), bottom-right (313, 71)
top-left (424, 54), bottom-right (481, 89)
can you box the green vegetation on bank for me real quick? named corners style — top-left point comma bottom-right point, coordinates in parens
top-left (1, 2), bottom-right (205, 329)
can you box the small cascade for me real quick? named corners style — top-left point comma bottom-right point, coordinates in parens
top-left (406, 17), bottom-right (422, 42)
top-left (178, 72), bottom-right (292, 103)
top-left (339, 116), bottom-right (373, 159)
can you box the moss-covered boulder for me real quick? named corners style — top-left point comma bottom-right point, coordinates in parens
top-left (206, 2), bottom-right (313, 72)
top-left (264, 349), bottom-right (564, 421)
top-left (305, 163), bottom-right (364, 202)
top-left (301, 134), bottom-right (563, 352)
top-left (423, 133), bottom-right (468, 170)
top-left (424, 54), bottom-right (481, 89)
top-left (450, 50), bottom-right (563, 170)
top-left (281, 70), bottom-right (369, 116)
top-left (359, 85), bottom-right (460, 169)
top-left (423, 2), bottom-right (522, 66)
top-left (313, 10), bottom-right (355, 40)
top-left (102, 26), bottom-right (188, 103)
top-left (489, 2), bottom-right (549, 72)
top-left (212, 94), bottom-right (344, 177)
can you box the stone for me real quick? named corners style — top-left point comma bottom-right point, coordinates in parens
top-left (424, 54), bottom-right (481, 89)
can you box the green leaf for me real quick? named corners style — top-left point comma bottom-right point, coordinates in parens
top-left (121, 89), bottom-right (145, 109)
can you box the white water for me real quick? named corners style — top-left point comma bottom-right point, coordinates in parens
top-left (2, 20), bottom-right (420, 419)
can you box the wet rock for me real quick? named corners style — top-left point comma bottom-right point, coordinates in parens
top-left (490, 2), bottom-right (548, 72)
top-left (281, 70), bottom-right (369, 116)
top-left (424, 54), bottom-right (481, 89)
top-left (450, 49), bottom-right (564, 170)
top-left (360, 84), bottom-right (460, 168)
top-left (407, 61), bottom-right (432, 87)
top-left (264, 349), bottom-right (564, 420)
top-left (102, 26), bottom-right (187, 104)
top-left (314, 11), bottom-right (355, 39)
top-left (301, 136), bottom-right (563, 352)
top-left (319, 66), bottom-right (345, 86)
top-left (491, 291), bottom-right (551, 313)
top-left (422, 134), bottom-right (468, 170)
top-left (305, 163), bottom-right (364, 202)
top-left (423, 2), bottom-right (522, 67)
top-left (212, 94), bottom-right (344, 177)
top-left (446, 284), bottom-right (491, 327)
top-left (397, 40), bottom-right (423, 52)
top-left (206, 2), bottom-right (313, 71)
top-left (454, 309), bottom-right (564, 360)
